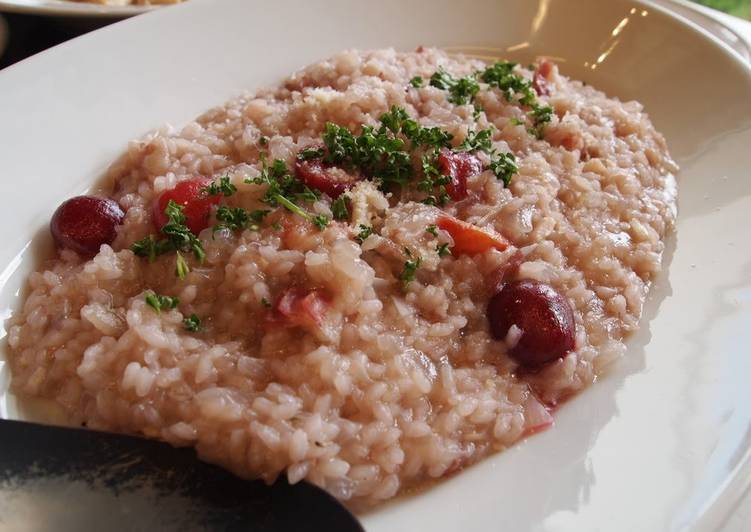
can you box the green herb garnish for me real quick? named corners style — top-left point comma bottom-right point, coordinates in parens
top-left (480, 61), bottom-right (535, 106)
top-left (409, 76), bottom-right (424, 88)
top-left (160, 200), bottom-right (206, 262)
top-left (260, 297), bottom-right (272, 308)
top-left (245, 156), bottom-right (329, 230)
top-left (214, 206), bottom-right (251, 232)
top-left (145, 292), bottom-right (179, 314)
top-left (528, 104), bottom-right (553, 139)
top-left (355, 224), bottom-right (373, 244)
top-left (259, 136), bottom-right (269, 146)
top-left (436, 243), bottom-right (450, 257)
top-left (131, 201), bottom-right (206, 267)
top-left (457, 129), bottom-right (494, 153)
top-left (400, 248), bottom-right (422, 285)
top-left (429, 69), bottom-right (480, 105)
top-left (183, 313), bottom-right (201, 332)
top-left (489, 152), bottom-right (518, 186)
top-left (331, 196), bottom-right (350, 221)
top-left (175, 251), bottom-right (190, 279)
top-left (298, 147), bottom-right (325, 161)
top-left (203, 175), bottom-right (236, 197)
top-left (131, 235), bottom-right (172, 262)
top-left (426, 224), bottom-right (438, 237)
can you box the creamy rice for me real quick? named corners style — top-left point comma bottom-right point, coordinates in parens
top-left (7, 48), bottom-right (677, 505)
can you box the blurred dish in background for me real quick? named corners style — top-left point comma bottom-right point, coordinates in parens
top-left (66, 0), bottom-right (182, 5)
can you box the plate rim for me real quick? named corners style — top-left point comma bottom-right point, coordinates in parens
top-left (0, 0), bottom-right (156, 18)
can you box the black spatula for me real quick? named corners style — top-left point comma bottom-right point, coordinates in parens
top-left (0, 419), bottom-right (363, 532)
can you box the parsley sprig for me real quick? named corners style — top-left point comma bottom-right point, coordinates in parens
top-left (400, 248), bottom-right (422, 285)
top-left (331, 196), bottom-right (350, 221)
top-left (423, 61), bottom-right (554, 139)
top-left (430, 69), bottom-right (480, 105)
top-left (203, 176), bottom-right (237, 197)
top-left (145, 292), bottom-right (179, 314)
top-left (131, 201), bottom-right (206, 277)
top-left (355, 224), bottom-right (373, 244)
top-left (455, 127), bottom-right (519, 186)
top-left (245, 156), bottom-right (330, 230)
top-left (183, 313), bottom-right (201, 332)
top-left (320, 106), bottom-right (452, 191)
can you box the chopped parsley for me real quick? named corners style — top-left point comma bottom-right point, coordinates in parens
top-left (489, 152), bottom-right (518, 186)
top-left (160, 201), bottom-right (207, 262)
top-left (457, 128), bottom-right (494, 153)
top-left (183, 313), bottom-right (201, 332)
top-left (480, 61), bottom-right (535, 106)
top-left (175, 251), bottom-right (190, 280)
top-left (528, 104), bottom-right (554, 139)
top-left (203, 175), bottom-right (236, 197)
top-left (259, 136), bottom-right (269, 146)
top-left (331, 196), bottom-right (350, 221)
top-left (272, 222), bottom-right (282, 231)
top-left (429, 69), bottom-right (480, 105)
top-left (322, 122), bottom-right (413, 187)
top-left (245, 156), bottom-right (329, 230)
top-left (424, 61), bottom-right (553, 139)
top-left (145, 292), bottom-right (179, 314)
top-left (131, 200), bottom-right (206, 267)
top-left (260, 297), bottom-right (272, 308)
top-left (417, 152), bottom-right (450, 206)
top-left (355, 224), bottom-right (373, 244)
top-left (130, 235), bottom-right (172, 263)
top-left (409, 76), bottom-right (424, 88)
top-left (214, 206), bottom-right (251, 232)
top-left (320, 106), bottom-right (452, 192)
top-left (250, 209), bottom-right (271, 223)
top-left (312, 214), bottom-right (330, 230)
top-left (425, 224), bottom-right (438, 237)
top-left (297, 146), bottom-right (325, 161)
top-left (400, 248), bottom-right (422, 285)
top-left (436, 243), bottom-right (450, 257)
top-left (509, 117), bottom-right (525, 127)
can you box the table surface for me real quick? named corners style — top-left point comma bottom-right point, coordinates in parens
top-left (0, 2), bottom-right (749, 531)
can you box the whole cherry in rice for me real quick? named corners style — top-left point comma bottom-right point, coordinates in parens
top-left (153, 177), bottom-right (220, 234)
top-left (50, 196), bottom-right (124, 256)
top-left (487, 279), bottom-right (576, 367)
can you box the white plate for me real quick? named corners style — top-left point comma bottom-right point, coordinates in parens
top-left (0, 0), bottom-right (160, 18)
top-left (652, 0), bottom-right (751, 61)
top-left (1, 0), bottom-right (750, 530)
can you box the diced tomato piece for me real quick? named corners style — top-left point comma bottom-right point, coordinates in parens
top-left (437, 149), bottom-right (483, 201)
top-left (270, 288), bottom-right (329, 328)
top-left (436, 215), bottom-right (508, 256)
top-left (532, 59), bottom-right (554, 96)
top-left (153, 177), bottom-right (220, 235)
top-left (294, 157), bottom-right (360, 199)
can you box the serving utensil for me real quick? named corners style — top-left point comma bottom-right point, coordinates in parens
top-left (0, 419), bottom-right (363, 532)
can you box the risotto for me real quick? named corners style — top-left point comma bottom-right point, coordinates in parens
top-left (6, 48), bottom-right (678, 505)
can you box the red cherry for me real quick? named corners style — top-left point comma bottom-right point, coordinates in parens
top-left (488, 280), bottom-right (576, 367)
top-left (50, 196), bottom-right (124, 256)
